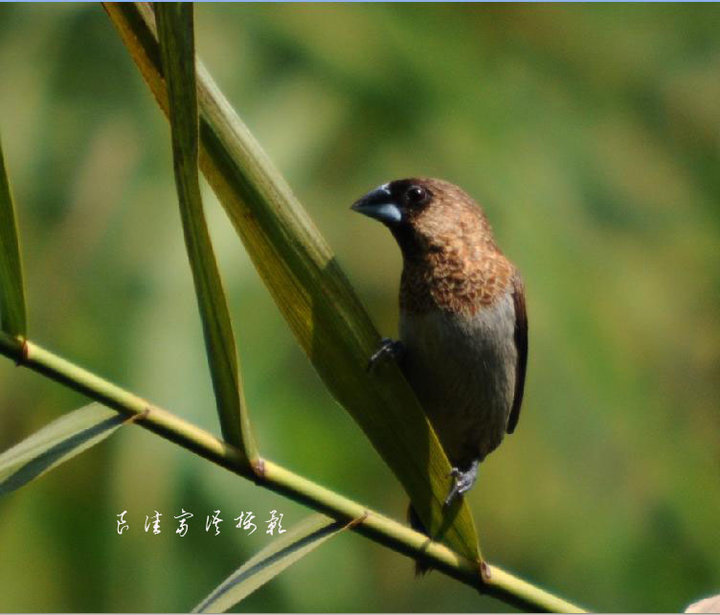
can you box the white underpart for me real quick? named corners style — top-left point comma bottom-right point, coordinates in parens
top-left (399, 290), bottom-right (517, 469)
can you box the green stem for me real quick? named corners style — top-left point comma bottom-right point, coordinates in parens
top-left (0, 331), bottom-right (584, 613)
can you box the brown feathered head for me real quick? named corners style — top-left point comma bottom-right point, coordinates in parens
top-left (351, 178), bottom-right (499, 261)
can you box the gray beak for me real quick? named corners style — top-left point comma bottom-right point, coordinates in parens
top-left (351, 184), bottom-right (403, 225)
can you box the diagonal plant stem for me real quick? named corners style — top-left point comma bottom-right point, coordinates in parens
top-left (0, 331), bottom-right (585, 613)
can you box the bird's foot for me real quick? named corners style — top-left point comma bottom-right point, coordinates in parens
top-left (444, 460), bottom-right (479, 507)
top-left (367, 337), bottom-right (404, 372)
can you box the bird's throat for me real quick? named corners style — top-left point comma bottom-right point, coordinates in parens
top-left (399, 247), bottom-right (512, 316)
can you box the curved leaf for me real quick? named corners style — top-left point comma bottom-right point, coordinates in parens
top-left (0, 403), bottom-right (125, 496)
top-left (193, 514), bottom-right (344, 613)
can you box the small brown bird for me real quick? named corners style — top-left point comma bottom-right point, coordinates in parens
top-left (352, 178), bottom-right (528, 514)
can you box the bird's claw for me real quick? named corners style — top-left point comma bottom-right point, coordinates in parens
top-left (444, 461), bottom-right (479, 507)
top-left (366, 337), bottom-right (404, 372)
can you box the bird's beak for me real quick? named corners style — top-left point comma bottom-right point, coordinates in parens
top-left (351, 184), bottom-right (403, 225)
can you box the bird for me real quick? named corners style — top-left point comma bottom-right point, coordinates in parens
top-left (351, 178), bottom-right (528, 558)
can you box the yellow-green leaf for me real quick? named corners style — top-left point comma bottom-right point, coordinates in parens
top-left (193, 514), bottom-right (344, 613)
top-left (105, 2), bottom-right (479, 562)
top-left (0, 403), bottom-right (124, 496)
top-left (155, 3), bottom-right (256, 463)
top-left (0, 133), bottom-right (27, 338)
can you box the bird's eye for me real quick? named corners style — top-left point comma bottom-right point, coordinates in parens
top-left (405, 185), bottom-right (429, 207)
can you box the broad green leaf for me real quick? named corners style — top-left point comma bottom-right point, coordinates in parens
top-left (155, 3), bottom-right (256, 463)
top-left (193, 514), bottom-right (344, 613)
top-left (0, 133), bottom-right (27, 338)
top-left (105, 3), bottom-right (480, 562)
top-left (0, 403), bottom-right (124, 496)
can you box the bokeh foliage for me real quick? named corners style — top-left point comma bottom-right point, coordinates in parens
top-left (0, 3), bottom-right (718, 612)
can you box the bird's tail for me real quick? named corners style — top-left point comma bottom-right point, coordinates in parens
top-left (407, 503), bottom-right (432, 576)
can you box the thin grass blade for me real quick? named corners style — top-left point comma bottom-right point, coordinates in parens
top-left (105, 3), bottom-right (479, 562)
top-left (0, 133), bottom-right (27, 338)
top-left (193, 514), bottom-right (345, 613)
top-left (0, 403), bottom-right (125, 496)
top-left (155, 3), bottom-right (256, 463)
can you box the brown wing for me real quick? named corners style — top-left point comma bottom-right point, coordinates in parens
top-left (506, 273), bottom-right (528, 434)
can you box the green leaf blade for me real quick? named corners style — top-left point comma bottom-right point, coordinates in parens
top-left (107, 3), bottom-right (478, 562)
top-left (193, 514), bottom-right (344, 613)
top-left (155, 3), bottom-right (256, 463)
top-left (0, 403), bottom-right (124, 496)
top-left (0, 134), bottom-right (27, 338)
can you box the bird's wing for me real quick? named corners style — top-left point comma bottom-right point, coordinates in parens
top-left (506, 272), bottom-right (527, 434)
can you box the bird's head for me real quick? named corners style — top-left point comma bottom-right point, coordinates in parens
top-left (351, 178), bottom-right (497, 260)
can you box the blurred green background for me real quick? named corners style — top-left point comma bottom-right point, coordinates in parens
top-left (0, 3), bottom-right (718, 612)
